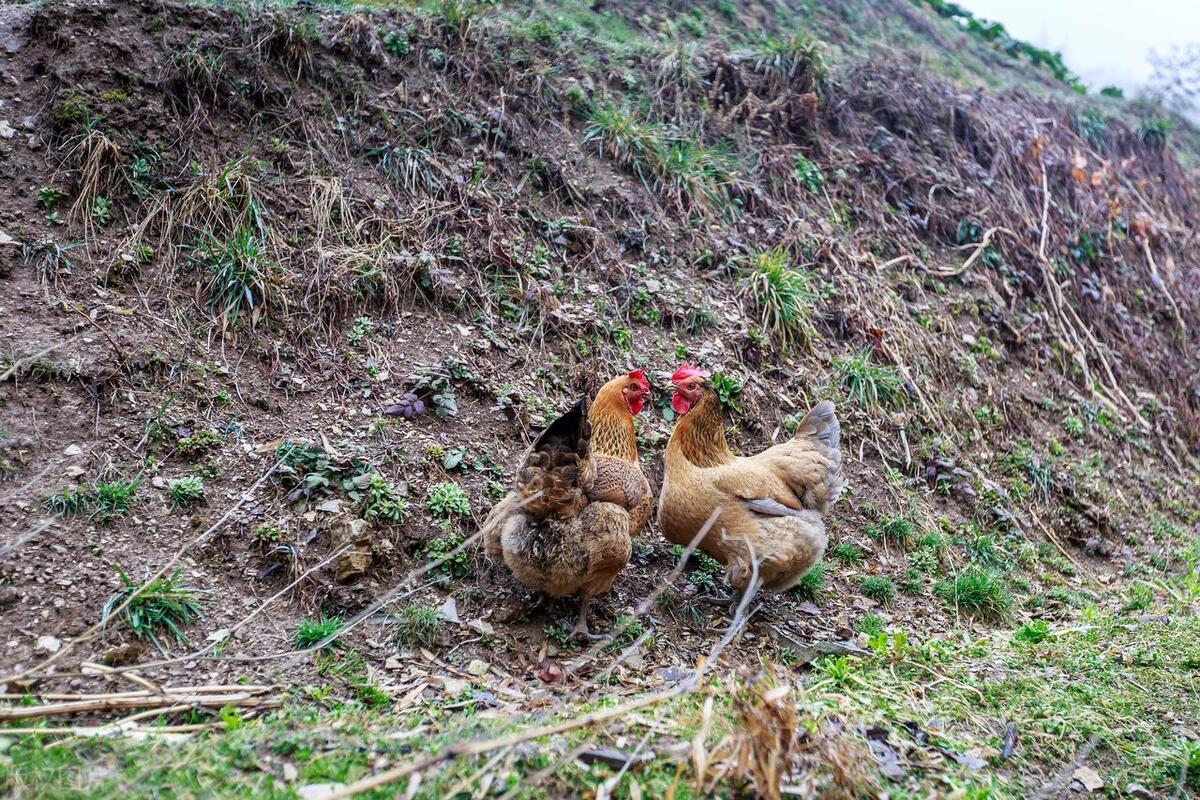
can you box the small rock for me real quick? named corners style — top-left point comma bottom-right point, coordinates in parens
top-left (315, 499), bottom-right (342, 513)
top-left (331, 518), bottom-right (372, 583)
top-left (440, 676), bottom-right (469, 695)
top-left (1072, 766), bottom-right (1103, 792)
top-left (65, 465), bottom-right (86, 478)
top-left (1126, 782), bottom-right (1153, 799)
top-left (438, 597), bottom-right (460, 624)
top-left (0, 120), bottom-right (13, 139)
top-left (63, 444), bottom-right (83, 456)
top-left (466, 659), bottom-right (489, 677)
top-left (36, 635), bottom-right (61, 653)
top-left (297, 784), bottom-right (344, 800)
top-left (206, 629), bottom-right (230, 643)
top-left (282, 763), bottom-right (298, 782)
top-left (466, 618), bottom-right (495, 636)
top-left (383, 656), bottom-right (403, 670)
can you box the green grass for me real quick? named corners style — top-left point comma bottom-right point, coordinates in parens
top-left (858, 575), bottom-right (896, 603)
top-left (45, 486), bottom-right (91, 516)
top-left (789, 561), bottom-right (824, 601)
top-left (293, 615), bottom-right (343, 651)
top-left (865, 516), bottom-right (914, 547)
top-left (166, 476), bottom-right (204, 507)
top-left (6, 583), bottom-right (1200, 797)
top-left (740, 247), bottom-right (819, 349)
top-left (100, 567), bottom-right (204, 650)
top-left (395, 604), bottom-right (442, 647)
top-left (47, 477), bottom-right (139, 522)
top-left (833, 348), bottom-right (905, 408)
top-left (934, 567), bottom-right (1012, 619)
top-left (582, 103), bottom-right (661, 176)
top-left (830, 540), bottom-right (865, 565)
top-left (187, 226), bottom-right (274, 330)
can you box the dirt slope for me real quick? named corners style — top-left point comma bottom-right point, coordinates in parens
top-left (0, 0), bottom-right (1198, 796)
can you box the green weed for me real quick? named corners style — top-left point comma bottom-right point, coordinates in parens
top-left (293, 615), bottom-right (343, 651)
top-left (740, 247), bottom-right (819, 349)
top-left (395, 604), bottom-right (442, 647)
top-left (166, 476), bottom-right (205, 507)
top-left (101, 567), bottom-right (204, 649)
top-left (426, 482), bottom-right (471, 519)
top-left (859, 575), bottom-right (896, 603)
top-left (834, 349), bottom-right (905, 408)
top-left (934, 568), bottom-right (1011, 619)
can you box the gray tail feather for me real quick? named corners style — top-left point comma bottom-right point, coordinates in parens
top-left (795, 400), bottom-right (839, 451)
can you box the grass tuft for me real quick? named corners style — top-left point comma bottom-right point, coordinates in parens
top-left (293, 615), bottom-right (343, 651)
top-left (833, 349), bottom-right (905, 408)
top-left (859, 575), bottom-right (897, 603)
top-left (101, 567), bottom-right (204, 650)
top-left (395, 604), bottom-right (441, 647)
top-left (740, 247), bottom-right (819, 349)
top-left (934, 567), bottom-right (1012, 619)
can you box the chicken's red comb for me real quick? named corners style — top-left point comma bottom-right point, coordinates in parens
top-left (627, 369), bottom-right (650, 392)
top-left (671, 363), bottom-right (711, 382)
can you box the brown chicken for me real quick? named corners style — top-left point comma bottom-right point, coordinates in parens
top-left (657, 364), bottom-right (843, 594)
top-left (481, 371), bottom-right (652, 638)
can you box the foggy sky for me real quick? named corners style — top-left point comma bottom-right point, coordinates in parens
top-left (960, 0), bottom-right (1200, 95)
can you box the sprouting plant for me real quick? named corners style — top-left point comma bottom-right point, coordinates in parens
top-left (934, 568), bottom-right (1011, 619)
top-left (426, 482), bottom-right (471, 520)
top-left (421, 533), bottom-right (471, 585)
top-left (347, 316), bottom-right (374, 345)
top-left (129, 156), bottom-right (155, 196)
top-left (254, 523), bottom-right (285, 543)
top-left (859, 575), bottom-right (896, 603)
top-left (859, 612), bottom-right (885, 637)
top-left (709, 371), bottom-right (743, 412)
top-left (293, 615), bottom-right (343, 651)
top-left (1013, 619), bottom-right (1050, 644)
top-left (833, 349), bottom-right (905, 408)
top-left (177, 429), bottom-right (222, 458)
top-left (37, 186), bottom-right (67, 208)
top-left (1062, 415), bottom-right (1084, 437)
top-left (383, 25), bottom-right (412, 56)
top-left (790, 562), bottom-right (824, 601)
top-left (395, 604), bottom-right (441, 646)
top-left (605, 614), bottom-right (651, 653)
top-left (166, 476), bottom-right (204, 507)
top-left (792, 153), bottom-right (825, 193)
top-left (186, 226), bottom-right (274, 330)
top-left (740, 247), bottom-right (819, 349)
top-left (101, 567), bottom-right (205, 650)
top-left (90, 196), bottom-right (114, 225)
top-left (1003, 442), bottom-right (1055, 500)
top-left (360, 474), bottom-right (408, 523)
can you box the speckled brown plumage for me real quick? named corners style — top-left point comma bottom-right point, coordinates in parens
top-left (479, 373), bottom-right (651, 636)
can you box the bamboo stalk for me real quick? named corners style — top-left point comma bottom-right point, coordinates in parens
top-left (5, 685), bottom-right (277, 703)
top-left (0, 692), bottom-right (281, 721)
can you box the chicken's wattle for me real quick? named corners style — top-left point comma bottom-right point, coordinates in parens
top-left (672, 392), bottom-right (691, 415)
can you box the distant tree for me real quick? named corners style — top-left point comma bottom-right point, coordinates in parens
top-left (1146, 43), bottom-right (1200, 115)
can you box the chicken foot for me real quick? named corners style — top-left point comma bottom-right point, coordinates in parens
top-left (571, 593), bottom-right (605, 642)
